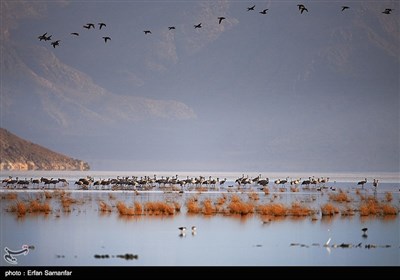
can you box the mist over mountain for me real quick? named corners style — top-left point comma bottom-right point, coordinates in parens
top-left (1, 1), bottom-right (398, 172)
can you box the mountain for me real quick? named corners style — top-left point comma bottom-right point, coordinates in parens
top-left (0, 128), bottom-right (90, 171)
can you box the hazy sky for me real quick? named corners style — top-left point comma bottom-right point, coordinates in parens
top-left (1, 1), bottom-right (399, 172)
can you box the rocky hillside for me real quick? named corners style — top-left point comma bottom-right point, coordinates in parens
top-left (0, 128), bottom-right (90, 171)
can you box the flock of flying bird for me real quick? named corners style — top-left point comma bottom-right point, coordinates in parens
top-left (37, 4), bottom-right (394, 49)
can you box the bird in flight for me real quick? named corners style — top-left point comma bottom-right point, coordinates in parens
top-left (83, 23), bottom-right (95, 29)
top-left (98, 22), bottom-right (106, 29)
top-left (382, 8), bottom-right (393, 14)
top-left (102, 36), bottom-right (111, 43)
top-left (38, 32), bottom-right (52, 41)
top-left (218, 17), bottom-right (225, 24)
top-left (341, 6), bottom-right (350, 11)
top-left (247, 5), bottom-right (255, 11)
top-left (194, 23), bottom-right (202, 28)
top-left (51, 40), bottom-right (60, 48)
top-left (298, 4), bottom-right (308, 14)
top-left (168, 26), bottom-right (176, 30)
top-left (259, 9), bottom-right (268, 14)
top-left (144, 30), bottom-right (152, 34)
top-left (71, 32), bottom-right (79, 36)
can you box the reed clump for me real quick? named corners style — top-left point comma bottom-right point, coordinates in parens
top-left (248, 192), bottom-right (259, 201)
top-left (227, 196), bottom-right (254, 215)
top-left (263, 187), bottom-right (270, 195)
top-left (288, 202), bottom-right (313, 216)
top-left (385, 192), bottom-right (393, 202)
top-left (202, 198), bottom-right (216, 215)
top-left (144, 201), bottom-right (175, 215)
top-left (28, 200), bottom-right (51, 213)
top-left (116, 201), bottom-right (135, 215)
top-left (44, 191), bottom-right (53, 199)
top-left (321, 203), bottom-right (339, 216)
top-left (257, 203), bottom-right (287, 216)
top-left (381, 204), bottom-right (397, 215)
top-left (99, 201), bottom-right (112, 212)
top-left (4, 192), bottom-right (18, 200)
top-left (186, 198), bottom-right (201, 214)
top-left (329, 189), bottom-right (351, 202)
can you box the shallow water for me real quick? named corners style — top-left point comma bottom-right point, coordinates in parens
top-left (0, 171), bottom-right (399, 266)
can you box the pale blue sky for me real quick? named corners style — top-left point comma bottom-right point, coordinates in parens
top-left (1, 1), bottom-right (399, 172)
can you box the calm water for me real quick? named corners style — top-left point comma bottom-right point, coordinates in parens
top-left (0, 171), bottom-right (399, 266)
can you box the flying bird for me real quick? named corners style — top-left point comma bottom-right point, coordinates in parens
top-left (218, 17), bottom-right (225, 24)
top-left (98, 22), bottom-right (106, 29)
top-left (168, 26), bottom-right (176, 30)
top-left (143, 30), bottom-right (152, 34)
top-left (194, 23), bottom-right (202, 28)
top-left (300, 6), bottom-right (308, 14)
top-left (38, 32), bottom-right (52, 41)
top-left (51, 40), bottom-right (60, 48)
top-left (71, 32), bottom-right (79, 36)
top-left (341, 6), bottom-right (350, 11)
top-left (382, 8), bottom-right (393, 14)
top-left (259, 9), bottom-right (268, 14)
top-left (102, 36), bottom-right (111, 43)
top-left (247, 5), bottom-right (255, 11)
top-left (83, 23), bottom-right (95, 29)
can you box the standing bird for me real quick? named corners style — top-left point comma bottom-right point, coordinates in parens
top-left (194, 23), bottom-right (202, 29)
top-left (102, 36), bottom-right (111, 43)
top-left (357, 178), bottom-right (367, 189)
top-left (372, 179), bottom-right (379, 189)
top-left (51, 40), bottom-right (60, 48)
top-left (71, 32), bottom-right (79, 36)
top-left (191, 226), bottom-right (197, 235)
top-left (341, 6), bottom-right (350, 11)
top-left (247, 5), bottom-right (255, 11)
top-left (98, 22), bottom-right (106, 29)
top-left (362, 228), bottom-right (368, 238)
top-left (218, 17), bottom-right (225, 24)
top-left (259, 9), bottom-right (268, 14)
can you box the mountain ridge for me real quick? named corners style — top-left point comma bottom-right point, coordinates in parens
top-left (0, 128), bottom-right (90, 171)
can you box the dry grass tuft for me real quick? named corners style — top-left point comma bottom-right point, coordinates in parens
top-left (144, 201), bottom-right (175, 215)
top-left (381, 204), bottom-right (397, 215)
top-left (385, 192), bottom-right (393, 202)
top-left (288, 202), bottom-right (313, 216)
top-left (202, 198), bottom-right (216, 215)
top-left (29, 200), bottom-right (51, 213)
top-left (263, 187), bottom-right (270, 195)
top-left (248, 192), bottom-right (259, 201)
top-left (329, 189), bottom-right (351, 202)
top-left (99, 201), bottom-right (112, 212)
top-left (321, 203), bottom-right (339, 216)
top-left (257, 203), bottom-right (287, 216)
top-left (186, 198), bottom-right (201, 214)
top-left (44, 191), bottom-right (53, 199)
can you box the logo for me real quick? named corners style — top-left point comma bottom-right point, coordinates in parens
top-left (4, 245), bottom-right (29, 265)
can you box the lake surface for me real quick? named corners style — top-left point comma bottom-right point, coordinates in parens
top-left (0, 171), bottom-right (399, 266)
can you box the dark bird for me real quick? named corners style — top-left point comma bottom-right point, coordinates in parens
top-left (144, 30), bottom-right (152, 34)
top-left (357, 178), bottom-right (367, 189)
top-left (194, 23), bottom-right (202, 29)
top-left (98, 22), bottom-right (106, 29)
top-left (168, 26), bottom-right (176, 30)
top-left (382, 8), bottom-right (393, 14)
top-left (341, 6), bottom-right (350, 11)
top-left (362, 228), bottom-right (368, 238)
top-left (51, 40), bottom-right (60, 48)
top-left (373, 179), bottom-right (379, 189)
top-left (259, 9), bottom-right (268, 14)
top-left (362, 228), bottom-right (368, 234)
top-left (71, 32), bottom-right (79, 36)
top-left (38, 32), bottom-right (49, 41)
top-left (300, 6), bottom-right (308, 14)
top-left (83, 23), bottom-right (95, 29)
top-left (178, 227), bottom-right (186, 233)
top-left (247, 5), bottom-right (255, 11)
top-left (297, 4), bottom-right (305, 10)
top-left (102, 36), bottom-right (111, 43)
top-left (218, 17), bottom-right (225, 24)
